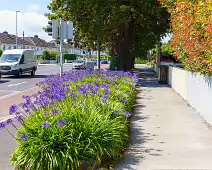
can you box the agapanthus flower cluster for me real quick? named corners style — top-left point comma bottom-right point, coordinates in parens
top-left (0, 70), bottom-right (139, 141)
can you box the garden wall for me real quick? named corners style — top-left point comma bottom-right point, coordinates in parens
top-left (168, 66), bottom-right (212, 125)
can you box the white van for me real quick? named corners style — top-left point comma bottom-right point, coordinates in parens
top-left (0, 49), bottom-right (38, 77)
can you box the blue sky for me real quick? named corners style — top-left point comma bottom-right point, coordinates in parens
top-left (0, 0), bottom-right (51, 13)
top-left (0, 0), bottom-right (52, 41)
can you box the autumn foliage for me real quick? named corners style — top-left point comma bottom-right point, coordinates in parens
top-left (159, 0), bottom-right (212, 75)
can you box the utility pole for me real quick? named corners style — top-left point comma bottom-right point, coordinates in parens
top-left (16, 11), bottom-right (20, 49)
top-left (97, 42), bottom-right (101, 70)
top-left (59, 18), bottom-right (64, 77)
top-left (158, 36), bottom-right (161, 67)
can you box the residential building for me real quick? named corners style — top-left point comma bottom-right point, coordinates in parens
top-left (24, 35), bottom-right (49, 57)
top-left (48, 40), bottom-right (59, 52)
top-left (48, 40), bottom-right (77, 54)
top-left (0, 31), bottom-right (35, 51)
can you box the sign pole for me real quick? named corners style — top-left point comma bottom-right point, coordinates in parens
top-left (59, 18), bottom-right (63, 77)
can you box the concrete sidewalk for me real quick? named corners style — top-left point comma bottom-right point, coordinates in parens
top-left (116, 70), bottom-right (212, 169)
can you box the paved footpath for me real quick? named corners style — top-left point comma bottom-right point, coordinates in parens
top-left (116, 69), bottom-right (212, 170)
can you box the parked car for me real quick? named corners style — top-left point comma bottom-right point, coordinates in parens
top-left (0, 49), bottom-right (38, 77)
top-left (101, 59), bottom-right (108, 64)
top-left (72, 60), bottom-right (86, 70)
top-left (92, 60), bottom-right (97, 66)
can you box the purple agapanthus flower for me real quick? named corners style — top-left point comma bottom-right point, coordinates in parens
top-left (42, 121), bottom-right (50, 128)
top-left (52, 109), bottom-right (60, 115)
top-left (16, 116), bottom-right (23, 123)
top-left (9, 104), bottom-right (18, 115)
top-left (0, 122), bottom-right (5, 130)
top-left (57, 119), bottom-right (68, 127)
top-left (5, 119), bottom-right (13, 127)
top-left (124, 112), bottom-right (132, 118)
top-left (102, 96), bottom-right (108, 104)
top-left (44, 112), bottom-right (48, 117)
top-left (20, 132), bottom-right (29, 142)
top-left (130, 85), bottom-right (135, 89)
top-left (122, 100), bottom-right (129, 104)
top-left (114, 110), bottom-right (122, 115)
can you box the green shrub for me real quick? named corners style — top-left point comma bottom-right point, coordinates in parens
top-left (10, 71), bottom-right (138, 169)
top-left (41, 50), bottom-right (59, 60)
top-left (135, 58), bottom-right (148, 64)
top-left (63, 49), bottom-right (69, 54)
top-left (93, 56), bottom-right (111, 60)
top-left (161, 43), bottom-right (174, 56)
top-left (101, 56), bottom-right (111, 60)
top-left (0, 49), bottom-right (3, 56)
top-left (64, 54), bottom-right (77, 60)
top-left (41, 50), bottom-right (50, 60)
top-left (49, 50), bottom-right (59, 61)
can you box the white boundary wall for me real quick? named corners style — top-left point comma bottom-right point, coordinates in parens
top-left (168, 66), bottom-right (212, 125)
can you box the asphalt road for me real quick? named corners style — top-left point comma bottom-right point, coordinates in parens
top-left (0, 64), bottom-right (73, 99)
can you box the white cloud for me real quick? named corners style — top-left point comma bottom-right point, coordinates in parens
top-left (26, 4), bottom-right (41, 13)
top-left (0, 4), bottom-right (51, 42)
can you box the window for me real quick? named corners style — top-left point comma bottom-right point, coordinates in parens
top-left (20, 55), bottom-right (24, 64)
top-left (8, 46), bottom-right (11, 49)
top-left (3, 45), bottom-right (5, 50)
top-left (13, 46), bottom-right (16, 49)
top-left (0, 54), bottom-right (21, 62)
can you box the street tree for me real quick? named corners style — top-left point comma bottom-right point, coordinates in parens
top-left (159, 0), bottom-right (212, 75)
top-left (47, 0), bottom-right (170, 70)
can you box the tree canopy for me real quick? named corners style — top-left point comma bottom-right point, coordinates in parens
top-left (159, 0), bottom-right (212, 75)
top-left (47, 0), bottom-right (170, 70)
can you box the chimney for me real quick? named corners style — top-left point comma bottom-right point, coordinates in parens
top-left (34, 35), bottom-right (38, 38)
top-left (3, 31), bottom-right (8, 34)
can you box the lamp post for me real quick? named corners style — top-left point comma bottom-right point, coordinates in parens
top-left (16, 11), bottom-right (20, 49)
top-left (94, 42), bottom-right (101, 70)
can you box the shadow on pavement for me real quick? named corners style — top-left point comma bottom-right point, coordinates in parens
top-left (0, 80), bottom-right (10, 84)
top-left (136, 69), bottom-right (170, 88)
top-left (115, 69), bottom-right (164, 170)
top-left (2, 74), bottom-right (48, 79)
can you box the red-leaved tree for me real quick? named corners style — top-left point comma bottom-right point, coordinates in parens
top-left (159, 0), bottom-right (212, 75)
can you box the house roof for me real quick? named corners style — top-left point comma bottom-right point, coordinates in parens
top-left (47, 42), bottom-right (56, 48)
top-left (25, 35), bottom-right (48, 47)
top-left (0, 31), bottom-right (34, 46)
top-left (48, 40), bottom-right (72, 49)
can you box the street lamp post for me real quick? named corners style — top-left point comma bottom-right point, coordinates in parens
top-left (16, 11), bottom-right (20, 49)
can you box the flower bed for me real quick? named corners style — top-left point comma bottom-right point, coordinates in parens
top-left (1, 70), bottom-right (138, 170)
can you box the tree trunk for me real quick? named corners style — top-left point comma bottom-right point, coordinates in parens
top-left (118, 22), bottom-right (134, 71)
top-left (110, 21), bottom-right (135, 71)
